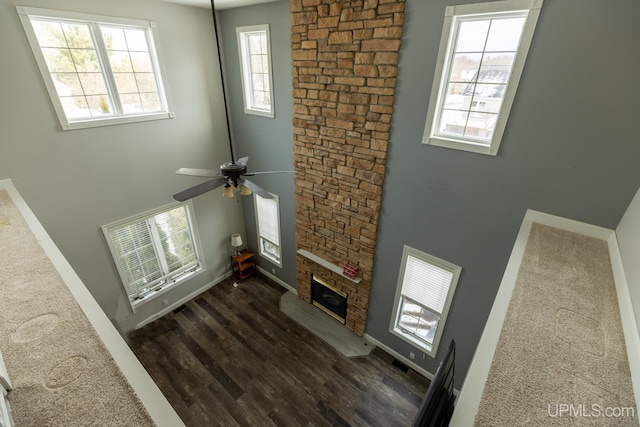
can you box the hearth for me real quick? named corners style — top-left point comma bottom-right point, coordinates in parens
top-left (311, 274), bottom-right (347, 324)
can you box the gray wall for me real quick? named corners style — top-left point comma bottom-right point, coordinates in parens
top-left (0, 0), bottom-right (245, 333)
top-left (219, 0), bottom-right (295, 286)
top-left (370, 0), bottom-right (640, 381)
top-left (219, 0), bottom-right (640, 383)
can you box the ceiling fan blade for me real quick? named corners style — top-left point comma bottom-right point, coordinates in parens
top-left (244, 170), bottom-right (294, 176)
top-left (176, 168), bottom-right (219, 178)
top-left (238, 177), bottom-right (273, 199)
top-left (236, 157), bottom-right (249, 166)
top-left (173, 177), bottom-right (227, 201)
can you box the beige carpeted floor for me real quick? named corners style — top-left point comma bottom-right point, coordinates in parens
top-left (0, 190), bottom-right (155, 426)
top-left (474, 223), bottom-right (638, 426)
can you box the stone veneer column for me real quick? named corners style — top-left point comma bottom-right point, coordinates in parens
top-left (291, 0), bottom-right (404, 336)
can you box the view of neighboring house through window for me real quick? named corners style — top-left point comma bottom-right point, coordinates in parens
top-left (236, 24), bottom-right (274, 117)
top-left (390, 246), bottom-right (462, 358)
top-left (17, 7), bottom-right (173, 130)
top-left (254, 193), bottom-right (281, 267)
top-left (422, 0), bottom-right (543, 155)
top-left (102, 202), bottom-right (202, 311)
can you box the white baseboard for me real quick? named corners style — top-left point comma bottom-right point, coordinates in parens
top-left (1, 179), bottom-right (185, 427)
top-left (608, 234), bottom-right (640, 415)
top-left (450, 217), bottom-right (533, 426)
top-left (452, 210), bottom-right (621, 426)
top-left (524, 209), bottom-right (614, 241)
top-left (256, 266), bottom-right (297, 294)
top-left (363, 333), bottom-right (434, 381)
top-left (134, 272), bottom-right (231, 330)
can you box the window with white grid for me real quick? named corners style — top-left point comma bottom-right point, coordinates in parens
top-left (236, 24), bottom-right (274, 118)
top-left (254, 193), bottom-right (281, 267)
top-left (18, 6), bottom-right (173, 130)
top-left (422, 0), bottom-right (543, 155)
top-left (390, 246), bottom-right (462, 357)
top-left (102, 202), bottom-right (202, 311)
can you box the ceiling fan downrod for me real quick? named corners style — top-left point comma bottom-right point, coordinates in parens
top-left (210, 0), bottom-right (237, 164)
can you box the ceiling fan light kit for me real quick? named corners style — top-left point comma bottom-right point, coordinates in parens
top-left (171, 0), bottom-right (291, 203)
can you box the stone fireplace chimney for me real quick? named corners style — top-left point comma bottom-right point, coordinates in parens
top-left (291, 0), bottom-right (405, 336)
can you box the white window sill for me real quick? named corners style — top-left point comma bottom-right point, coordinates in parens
top-left (63, 111), bottom-right (175, 131)
top-left (390, 326), bottom-right (437, 358)
top-left (129, 268), bottom-right (202, 312)
top-left (423, 135), bottom-right (498, 156)
top-left (244, 107), bottom-right (274, 118)
top-left (259, 250), bottom-right (282, 268)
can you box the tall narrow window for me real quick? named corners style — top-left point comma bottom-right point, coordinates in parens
top-left (422, 0), bottom-right (543, 155)
top-left (18, 7), bottom-right (173, 130)
top-left (102, 202), bottom-right (202, 311)
top-left (236, 24), bottom-right (274, 118)
top-left (390, 246), bottom-right (462, 357)
top-left (254, 193), bottom-right (281, 267)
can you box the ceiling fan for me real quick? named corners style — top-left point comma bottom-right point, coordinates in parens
top-left (172, 0), bottom-right (291, 203)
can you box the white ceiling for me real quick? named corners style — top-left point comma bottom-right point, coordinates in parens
top-left (158, 0), bottom-right (280, 9)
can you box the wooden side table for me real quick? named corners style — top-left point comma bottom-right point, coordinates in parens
top-left (231, 249), bottom-right (256, 281)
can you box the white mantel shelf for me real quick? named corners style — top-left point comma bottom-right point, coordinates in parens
top-left (297, 249), bottom-right (362, 284)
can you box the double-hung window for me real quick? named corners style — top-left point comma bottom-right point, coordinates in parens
top-left (390, 246), bottom-right (462, 357)
top-left (254, 193), bottom-right (282, 267)
top-left (18, 7), bottom-right (173, 130)
top-left (102, 202), bottom-right (202, 311)
top-left (422, 0), bottom-right (543, 155)
top-left (236, 25), bottom-right (274, 118)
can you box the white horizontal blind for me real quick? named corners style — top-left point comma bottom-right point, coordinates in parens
top-left (109, 220), bottom-right (162, 294)
top-left (401, 254), bottom-right (454, 314)
top-left (256, 194), bottom-right (280, 245)
top-left (104, 203), bottom-right (200, 302)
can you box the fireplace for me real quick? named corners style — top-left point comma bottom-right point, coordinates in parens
top-left (311, 274), bottom-right (347, 324)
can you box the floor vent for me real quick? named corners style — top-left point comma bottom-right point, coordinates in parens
top-left (392, 359), bottom-right (409, 373)
top-left (172, 305), bottom-right (187, 314)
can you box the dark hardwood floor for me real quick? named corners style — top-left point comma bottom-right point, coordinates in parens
top-left (128, 274), bottom-right (430, 427)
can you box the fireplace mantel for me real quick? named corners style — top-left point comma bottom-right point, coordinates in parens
top-left (297, 249), bottom-right (362, 284)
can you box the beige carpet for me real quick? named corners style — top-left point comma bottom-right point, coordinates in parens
top-left (0, 190), bottom-right (155, 426)
top-left (474, 224), bottom-right (638, 426)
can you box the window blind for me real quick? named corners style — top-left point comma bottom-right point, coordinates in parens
top-left (109, 220), bottom-right (162, 294)
top-left (256, 194), bottom-right (279, 245)
top-left (104, 203), bottom-right (200, 301)
top-left (401, 254), bottom-right (454, 314)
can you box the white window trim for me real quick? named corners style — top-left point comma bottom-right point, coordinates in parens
top-left (236, 24), bottom-right (275, 118)
top-left (17, 6), bottom-right (175, 130)
top-left (101, 201), bottom-right (203, 312)
top-left (254, 192), bottom-right (282, 267)
top-left (422, 0), bottom-right (543, 156)
top-left (390, 246), bottom-right (462, 358)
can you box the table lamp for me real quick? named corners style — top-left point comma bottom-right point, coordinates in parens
top-left (231, 233), bottom-right (243, 256)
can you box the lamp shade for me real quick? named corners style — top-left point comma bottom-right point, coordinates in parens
top-left (231, 233), bottom-right (243, 248)
top-left (223, 185), bottom-right (234, 198)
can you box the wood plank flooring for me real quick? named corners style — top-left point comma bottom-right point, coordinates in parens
top-left (128, 274), bottom-right (430, 427)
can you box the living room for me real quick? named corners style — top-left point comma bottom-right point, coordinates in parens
top-left (1, 0), bottom-right (639, 424)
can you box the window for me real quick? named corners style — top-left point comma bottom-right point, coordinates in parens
top-left (422, 0), bottom-right (543, 155)
top-left (390, 246), bottom-right (462, 357)
top-left (254, 193), bottom-right (281, 266)
top-left (18, 7), bottom-right (174, 130)
top-left (236, 25), bottom-right (274, 118)
top-left (102, 202), bottom-right (202, 311)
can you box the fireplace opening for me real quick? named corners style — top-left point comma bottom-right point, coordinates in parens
top-left (311, 274), bottom-right (348, 324)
